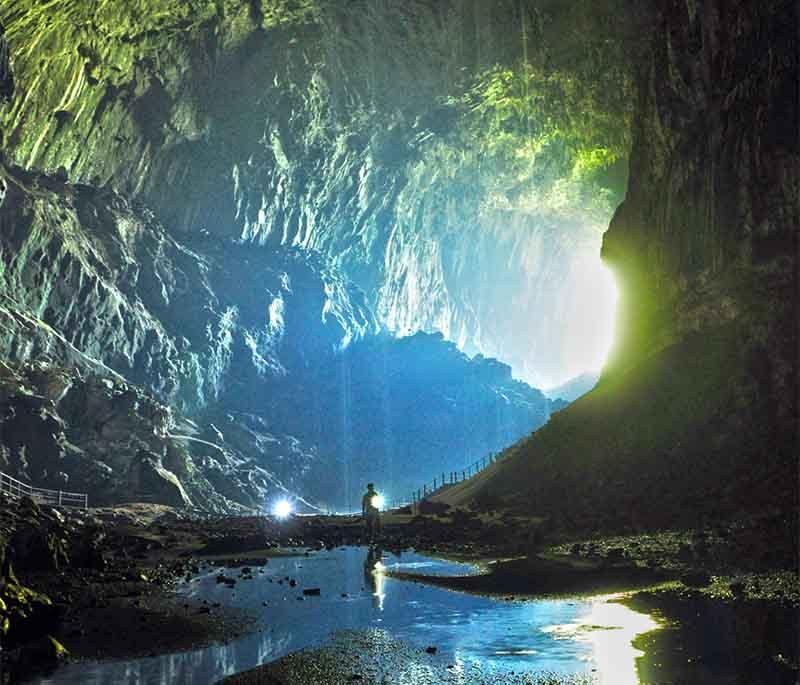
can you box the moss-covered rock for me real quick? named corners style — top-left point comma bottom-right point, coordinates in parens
top-left (0, 562), bottom-right (60, 647)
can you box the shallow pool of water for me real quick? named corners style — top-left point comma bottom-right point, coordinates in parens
top-left (36, 547), bottom-right (658, 684)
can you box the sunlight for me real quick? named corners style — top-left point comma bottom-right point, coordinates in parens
top-left (559, 256), bottom-right (618, 383)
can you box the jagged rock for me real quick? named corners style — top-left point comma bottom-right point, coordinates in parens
top-left (7, 497), bottom-right (69, 573)
top-left (0, 0), bottom-right (792, 527)
top-left (0, 1), bottom-right (603, 512)
top-left (0, 1), bottom-right (622, 391)
top-left (0, 168), bottom-right (555, 509)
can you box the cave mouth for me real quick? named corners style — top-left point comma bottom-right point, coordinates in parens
top-left (541, 254), bottom-right (619, 391)
top-left (215, 0), bottom-right (636, 397)
top-left (0, 0), bottom-right (639, 514)
top-left (1, 2), bottom-right (797, 679)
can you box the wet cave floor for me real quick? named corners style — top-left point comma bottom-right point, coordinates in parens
top-left (12, 510), bottom-right (798, 685)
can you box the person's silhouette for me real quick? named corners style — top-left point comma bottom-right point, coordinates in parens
top-left (361, 483), bottom-right (381, 541)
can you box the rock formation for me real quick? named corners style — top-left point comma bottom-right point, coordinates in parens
top-left (1, 0), bottom-right (793, 524)
top-left (0, 1), bottom-right (627, 511)
top-left (439, 0), bottom-right (798, 532)
top-left (0, 158), bottom-right (552, 511)
top-left (0, 0), bottom-right (630, 388)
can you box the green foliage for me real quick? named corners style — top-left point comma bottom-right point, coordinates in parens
top-left (434, 60), bottom-right (631, 230)
top-left (464, 64), bottom-right (630, 168)
top-left (428, 0), bottom-right (638, 230)
top-left (261, 0), bottom-right (320, 27)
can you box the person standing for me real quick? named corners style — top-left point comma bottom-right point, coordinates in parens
top-left (361, 483), bottom-right (381, 542)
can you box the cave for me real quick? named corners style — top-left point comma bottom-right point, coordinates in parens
top-left (0, 1), bottom-right (796, 683)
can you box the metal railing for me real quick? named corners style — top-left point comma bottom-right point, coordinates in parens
top-left (0, 471), bottom-right (88, 509)
top-left (398, 451), bottom-right (501, 513)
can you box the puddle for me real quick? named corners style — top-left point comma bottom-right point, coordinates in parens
top-left (34, 547), bottom-right (658, 684)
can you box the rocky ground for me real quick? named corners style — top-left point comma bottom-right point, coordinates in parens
top-left (0, 498), bottom-right (797, 683)
top-left (0, 499), bottom-right (264, 681)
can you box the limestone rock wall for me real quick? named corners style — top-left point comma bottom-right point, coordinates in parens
top-left (0, 0), bottom-right (617, 388)
top-left (449, 0), bottom-right (798, 529)
top-left (0, 159), bottom-right (553, 511)
top-left (602, 0), bottom-right (798, 442)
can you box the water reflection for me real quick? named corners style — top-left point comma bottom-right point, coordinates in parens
top-left (35, 548), bottom-right (659, 685)
top-left (364, 546), bottom-right (386, 610)
top-left (542, 594), bottom-right (659, 685)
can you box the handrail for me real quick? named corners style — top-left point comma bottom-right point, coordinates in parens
top-left (0, 471), bottom-right (88, 509)
top-left (401, 452), bottom-right (501, 513)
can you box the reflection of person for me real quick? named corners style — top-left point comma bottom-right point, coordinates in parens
top-left (363, 545), bottom-right (383, 589)
top-left (361, 483), bottom-right (381, 541)
top-left (363, 546), bottom-right (385, 609)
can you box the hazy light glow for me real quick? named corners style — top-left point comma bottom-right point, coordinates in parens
top-left (370, 494), bottom-right (385, 510)
top-left (557, 256), bottom-right (618, 384)
top-left (272, 498), bottom-right (294, 519)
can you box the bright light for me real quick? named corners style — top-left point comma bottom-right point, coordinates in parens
top-left (370, 494), bottom-right (385, 510)
top-left (557, 256), bottom-right (618, 382)
top-left (541, 594), bottom-right (660, 685)
top-left (372, 561), bottom-right (386, 611)
top-left (272, 499), bottom-right (293, 519)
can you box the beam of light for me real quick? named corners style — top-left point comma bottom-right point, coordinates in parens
top-left (370, 494), bottom-right (385, 510)
top-left (272, 499), bottom-right (294, 519)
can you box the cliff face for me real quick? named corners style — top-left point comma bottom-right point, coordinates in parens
top-left (7, 0), bottom-right (789, 521)
top-left (0, 160), bottom-right (551, 511)
top-left (0, 162), bottom-right (378, 410)
top-left (0, 161), bottom-right (367, 509)
top-left (0, 0), bottom-right (626, 388)
top-left (603, 0), bottom-right (797, 385)
top-left (601, 0), bottom-right (798, 459)
top-left (0, 0), bottom-right (627, 510)
top-left (441, 0), bottom-right (798, 530)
